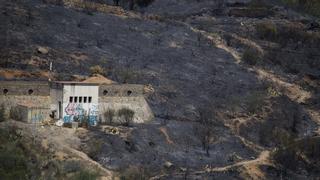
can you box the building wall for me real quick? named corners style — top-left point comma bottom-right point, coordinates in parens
top-left (99, 84), bottom-right (144, 97)
top-left (50, 83), bottom-right (63, 119)
top-left (16, 105), bottom-right (50, 124)
top-left (0, 81), bottom-right (49, 96)
top-left (0, 81), bottom-right (50, 115)
top-left (62, 84), bottom-right (99, 125)
top-left (99, 96), bottom-right (154, 124)
top-left (98, 84), bottom-right (153, 124)
top-left (0, 81), bottom-right (154, 125)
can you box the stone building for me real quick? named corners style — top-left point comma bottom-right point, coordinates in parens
top-left (0, 75), bottom-right (153, 125)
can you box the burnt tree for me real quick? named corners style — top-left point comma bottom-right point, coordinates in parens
top-left (193, 107), bottom-right (218, 157)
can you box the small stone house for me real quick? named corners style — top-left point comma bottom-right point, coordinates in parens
top-left (16, 102), bottom-right (50, 124)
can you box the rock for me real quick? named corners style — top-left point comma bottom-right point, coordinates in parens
top-left (164, 161), bottom-right (173, 169)
top-left (109, 127), bottom-right (119, 135)
top-left (180, 167), bottom-right (187, 172)
top-left (55, 120), bottom-right (64, 127)
top-left (307, 21), bottom-right (320, 31)
top-left (37, 46), bottom-right (49, 54)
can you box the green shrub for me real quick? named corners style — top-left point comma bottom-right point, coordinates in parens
top-left (103, 109), bottom-right (115, 125)
top-left (0, 104), bottom-right (6, 122)
top-left (242, 49), bottom-right (261, 65)
top-left (9, 106), bottom-right (22, 121)
top-left (0, 146), bottom-right (29, 179)
top-left (256, 22), bottom-right (278, 40)
top-left (246, 91), bottom-right (266, 115)
top-left (117, 108), bottom-right (135, 126)
top-left (0, 127), bottom-right (29, 179)
top-left (89, 65), bottom-right (105, 75)
top-left (71, 169), bottom-right (99, 180)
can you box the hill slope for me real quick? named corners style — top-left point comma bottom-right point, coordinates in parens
top-left (1, 0), bottom-right (320, 179)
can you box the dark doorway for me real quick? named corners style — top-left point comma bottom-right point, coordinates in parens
top-left (58, 101), bottom-right (62, 119)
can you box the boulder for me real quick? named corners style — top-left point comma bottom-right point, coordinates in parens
top-left (164, 161), bottom-right (173, 169)
top-left (37, 46), bottom-right (49, 54)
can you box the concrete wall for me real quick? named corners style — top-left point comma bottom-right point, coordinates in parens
top-left (99, 84), bottom-right (144, 97)
top-left (0, 81), bottom-right (50, 115)
top-left (50, 86), bottom-right (63, 119)
top-left (16, 105), bottom-right (50, 124)
top-left (0, 81), bottom-right (154, 125)
top-left (99, 84), bottom-right (153, 124)
top-left (62, 84), bottom-right (99, 125)
top-left (99, 96), bottom-right (154, 124)
top-left (0, 81), bottom-right (49, 96)
top-left (0, 96), bottom-right (50, 111)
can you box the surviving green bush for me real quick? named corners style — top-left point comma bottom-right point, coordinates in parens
top-left (71, 169), bottom-right (99, 180)
top-left (245, 91), bottom-right (266, 115)
top-left (117, 108), bottom-right (135, 126)
top-left (0, 126), bottom-right (29, 179)
top-left (89, 65), bottom-right (105, 76)
top-left (9, 106), bottom-right (22, 121)
top-left (242, 49), bottom-right (261, 65)
top-left (0, 104), bottom-right (6, 122)
top-left (103, 109), bottom-right (115, 125)
top-left (256, 22), bottom-right (278, 40)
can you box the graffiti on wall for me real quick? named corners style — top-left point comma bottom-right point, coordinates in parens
top-left (88, 104), bottom-right (98, 126)
top-left (63, 103), bottom-right (98, 126)
top-left (31, 112), bottom-right (45, 123)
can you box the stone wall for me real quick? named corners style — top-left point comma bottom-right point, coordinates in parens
top-left (0, 95), bottom-right (51, 109)
top-left (99, 96), bottom-right (153, 124)
top-left (16, 105), bottom-right (50, 124)
top-left (0, 81), bottom-right (50, 96)
top-left (99, 84), bottom-right (144, 97)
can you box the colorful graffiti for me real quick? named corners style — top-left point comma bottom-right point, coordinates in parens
top-left (31, 113), bottom-right (45, 123)
top-left (63, 103), bottom-right (98, 126)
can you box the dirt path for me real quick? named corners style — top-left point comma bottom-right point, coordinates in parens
top-left (254, 68), bottom-right (312, 104)
top-left (159, 126), bottom-right (174, 145)
top-left (150, 150), bottom-right (271, 179)
top-left (204, 150), bottom-right (271, 173)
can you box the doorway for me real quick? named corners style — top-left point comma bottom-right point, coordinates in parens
top-left (58, 101), bottom-right (62, 119)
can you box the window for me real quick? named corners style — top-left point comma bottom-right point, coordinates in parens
top-left (69, 97), bottom-right (73, 103)
top-left (79, 97), bottom-right (82, 103)
top-left (74, 96), bottom-right (78, 103)
top-left (84, 97), bottom-right (87, 103)
top-left (3, 89), bottom-right (8, 95)
top-left (28, 89), bottom-right (34, 95)
top-left (127, 90), bottom-right (132, 96)
top-left (103, 90), bottom-right (108, 95)
top-left (88, 96), bottom-right (92, 103)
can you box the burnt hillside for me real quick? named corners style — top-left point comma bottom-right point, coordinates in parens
top-left (0, 0), bottom-right (320, 179)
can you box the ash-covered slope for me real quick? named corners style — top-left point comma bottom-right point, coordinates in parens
top-left (1, 0), bottom-right (320, 179)
top-left (0, 0), bottom-right (259, 119)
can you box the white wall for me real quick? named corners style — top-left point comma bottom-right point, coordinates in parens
top-left (62, 84), bottom-right (99, 125)
top-left (50, 87), bottom-right (63, 119)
